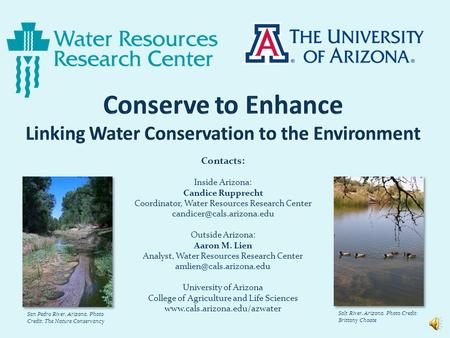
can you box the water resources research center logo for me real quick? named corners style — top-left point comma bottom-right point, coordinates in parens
top-left (7, 22), bottom-right (49, 98)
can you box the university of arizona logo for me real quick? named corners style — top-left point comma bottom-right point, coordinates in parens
top-left (7, 22), bottom-right (49, 98)
top-left (245, 24), bottom-right (289, 63)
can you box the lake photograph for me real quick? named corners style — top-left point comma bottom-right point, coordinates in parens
top-left (334, 176), bottom-right (424, 306)
top-left (22, 176), bottom-right (113, 307)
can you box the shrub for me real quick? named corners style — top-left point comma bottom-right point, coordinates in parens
top-left (95, 251), bottom-right (113, 307)
top-left (102, 280), bottom-right (113, 307)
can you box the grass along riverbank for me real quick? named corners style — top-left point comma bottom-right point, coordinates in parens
top-left (23, 225), bottom-right (113, 307)
top-left (22, 233), bottom-right (78, 307)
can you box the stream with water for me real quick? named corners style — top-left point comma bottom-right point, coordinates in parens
top-left (54, 229), bottom-right (112, 307)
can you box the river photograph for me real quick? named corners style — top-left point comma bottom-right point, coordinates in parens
top-left (334, 176), bottom-right (424, 306)
top-left (22, 176), bottom-right (113, 307)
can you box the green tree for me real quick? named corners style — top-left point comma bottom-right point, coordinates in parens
top-left (60, 185), bottom-right (94, 227)
top-left (23, 177), bottom-right (55, 233)
top-left (89, 177), bottom-right (113, 227)
top-left (59, 177), bottom-right (112, 228)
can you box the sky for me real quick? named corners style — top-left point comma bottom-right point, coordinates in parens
top-left (48, 177), bottom-right (89, 218)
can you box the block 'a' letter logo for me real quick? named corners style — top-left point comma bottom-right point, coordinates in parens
top-left (245, 24), bottom-right (289, 63)
top-left (7, 22), bottom-right (50, 98)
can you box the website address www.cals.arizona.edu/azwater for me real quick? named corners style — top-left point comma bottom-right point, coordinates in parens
top-left (163, 302), bottom-right (296, 313)
top-left (172, 209), bottom-right (275, 218)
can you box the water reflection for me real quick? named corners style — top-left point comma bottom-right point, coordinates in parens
top-left (334, 207), bottom-right (424, 306)
top-left (54, 232), bottom-right (111, 307)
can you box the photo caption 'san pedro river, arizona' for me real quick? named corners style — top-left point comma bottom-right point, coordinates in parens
top-left (334, 207), bottom-right (424, 306)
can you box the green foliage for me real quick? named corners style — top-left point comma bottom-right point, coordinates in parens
top-left (63, 244), bottom-right (76, 256)
top-left (60, 184), bottom-right (94, 227)
top-left (59, 177), bottom-right (112, 229)
top-left (95, 251), bottom-right (113, 307)
top-left (23, 243), bottom-right (55, 268)
top-left (334, 179), bottom-right (369, 209)
top-left (334, 177), bottom-right (425, 211)
top-left (102, 280), bottom-right (113, 307)
top-left (334, 194), bottom-right (369, 209)
top-left (89, 177), bottom-right (113, 227)
top-left (23, 177), bottom-right (55, 233)
top-left (95, 252), bottom-right (112, 277)
top-left (48, 217), bottom-right (60, 232)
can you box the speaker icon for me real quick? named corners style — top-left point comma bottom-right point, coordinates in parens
top-left (429, 317), bottom-right (440, 331)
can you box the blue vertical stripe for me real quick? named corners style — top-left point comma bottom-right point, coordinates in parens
top-left (34, 56), bottom-right (40, 88)
top-left (15, 56), bottom-right (21, 93)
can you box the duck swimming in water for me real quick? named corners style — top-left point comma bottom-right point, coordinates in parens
top-left (384, 253), bottom-right (394, 258)
top-left (405, 253), bottom-right (416, 259)
top-left (339, 251), bottom-right (352, 256)
top-left (354, 253), bottom-right (366, 258)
